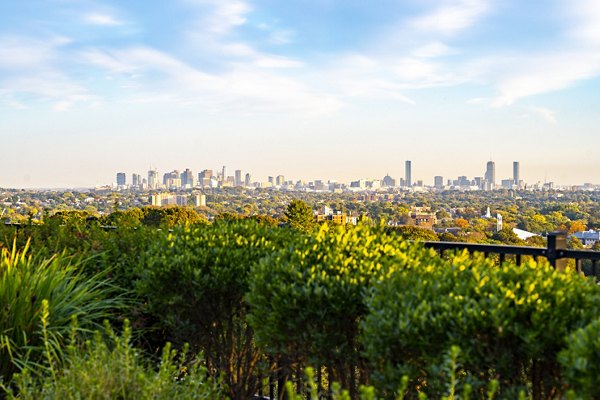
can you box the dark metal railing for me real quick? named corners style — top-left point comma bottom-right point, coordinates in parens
top-left (423, 231), bottom-right (600, 277)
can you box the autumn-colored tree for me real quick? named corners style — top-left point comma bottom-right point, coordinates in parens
top-left (455, 218), bottom-right (470, 229)
top-left (568, 220), bottom-right (587, 234)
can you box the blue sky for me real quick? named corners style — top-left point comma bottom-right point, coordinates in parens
top-left (1, 0), bottom-right (599, 187)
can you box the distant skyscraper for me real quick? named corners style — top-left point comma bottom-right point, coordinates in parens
top-left (221, 166), bottom-right (226, 182)
top-left (405, 161), bottom-right (412, 187)
top-left (485, 161), bottom-right (495, 187)
top-left (513, 161), bottom-right (520, 186)
top-left (116, 172), bottom-right (126, 186)
top-left (235, 170), bottom-right (242, 186)
top-left (276, 175), bottom-right (285, 186)
top-left (163, 170), bottom-right (181, 188)
top-left (181, 168), bottom-right (194, 188)
top-left (199, 169), bottom-right (212, 179)
top-left (245, 173), bottom-right (251, 187)
top-left (148, 169), bottom-right (158, 189)
top-left (434, 176), bottom-right (444, 189)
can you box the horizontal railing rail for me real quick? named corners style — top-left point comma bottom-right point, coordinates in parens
top-left (423, 231), bottom-right (600, 277)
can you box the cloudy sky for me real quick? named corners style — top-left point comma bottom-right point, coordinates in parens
top-left (1, 0), bottom-right (599, 187)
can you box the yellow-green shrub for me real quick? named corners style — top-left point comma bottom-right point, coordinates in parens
top-left (559, 317), bottom-right (600, 398)
top-left (137, 220), bottom-right (295, 399)
top-left (247, 224), bottom-right (437, 395)
top-left (362, 252), bottom-right (600, 398)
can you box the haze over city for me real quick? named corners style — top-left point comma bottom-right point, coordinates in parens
top-left (1, 0), bottom-right (599, 188)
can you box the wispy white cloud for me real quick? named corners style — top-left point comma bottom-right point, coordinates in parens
top-left (0, 36), bottom-right (93, 110)
top-left (188, 0), bottom-right (251, 35)
top-left (525, 106), bottom-right (557, 124)
top-left (322, 1), bottom-right (488, 104)
top-left (567, 0), bottom-right (600, 45)
top-left (474, 0), bottom-right (600, 107)
top-left (79, 49), bottom-right (137, 74)
top-left (0, 36), bottom-right (69, 70)
top-left (411, 41), bottom-right (458, 58)
top-left (253, 55), bottom-right (303, 68)
top-left (83, 45), bottom-right (339, 114)
top-left (487, 51), bottom-right (600, 106)
top-left (268, 29), bottom-right (294, 45)
top-left (53, 101), bottom-right (72, 112)
top-left (409, 0), bottom-right (490, 36)
top-left (83, 12), bottom-right (124, 26)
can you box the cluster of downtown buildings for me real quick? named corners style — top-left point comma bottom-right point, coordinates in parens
top-left (117, 166), bottom-right (282, 192)
top-left (114, 160), bottom-right (557, 194)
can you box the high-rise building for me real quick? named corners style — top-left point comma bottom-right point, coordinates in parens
top-left (132, 173), bottom-right (142, 188)
top-left (148, 169), bottom-right (158, 189)
top-left (181, 168), bottom-right (194, 188)
top-left (276, 175), bottom-right (285, 186)
top-left (198, 169), bottom-right (213, 188)
top-left (116, 172), bottom-right (126, 186)
top-left (163, 170), bottom-right (181, 188)
top-left (199, 169), bottom-right (213, 179)
top-left (221, 166), bottom-right (226, 183)
top-left (235, 170), bottom-right (242, 186)
top-left (245, 173), bottom-right (251, 187)
top-left (434, 176), bottom-right (444, 189)
top-left (485, 161), bottom-right (495, 187)
top-left (513, 161), bottom-right (520, 186)
top-left (405, 161), bottom-right (412, 187)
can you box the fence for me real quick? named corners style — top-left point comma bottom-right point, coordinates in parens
top-left (422, 231), bottom-right (600, 277)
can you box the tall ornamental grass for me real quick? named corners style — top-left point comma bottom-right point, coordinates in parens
top-left (0, 240), bottom-right (122, 380)
top-left (3, 318), bottom-right (222, 400)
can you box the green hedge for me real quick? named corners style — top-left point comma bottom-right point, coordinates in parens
top-left (247, 223), bottom-right (439, 396)
top-left (362, 252), bottom-right (600, 399)
top-left (559, 317), bottom-right (600, 398)
top-left (136, 219), bottom-right (296, 399)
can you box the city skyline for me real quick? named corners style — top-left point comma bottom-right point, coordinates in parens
top-left (109, 159), bottom-right (585, 191)
top-left (1, 1), bottom-right (600, 188)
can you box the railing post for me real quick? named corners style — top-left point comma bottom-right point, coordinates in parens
top-left (547, 231), bottom-right (567, 271)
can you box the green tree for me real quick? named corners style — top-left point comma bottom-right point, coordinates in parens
top-left (284, 200), bottom-right (315, 231)
top-left (492, 226), bottom-right (525, 245)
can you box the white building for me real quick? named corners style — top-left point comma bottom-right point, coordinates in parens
top-left (572, 230), bottom-right (600, 247)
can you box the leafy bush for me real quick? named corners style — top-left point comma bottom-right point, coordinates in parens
top-left (385, 225), bottom-right (439, 241)
top-left (285, 199), bottom-right (315, 231)
top-left (3, 319), bottom-right (222, 399)
top-left (362, 252), bottom-right (600, 399)
top-left (247, 224), bottom-right (437, 397)
top-left (137, 220), bottom-right (294, 399)
top-left (139, 206), bottom-right (207, 227)
top-left (0, 241), bottom-right (122, 381)
top-left (559, 317), bottom-right (600, 399)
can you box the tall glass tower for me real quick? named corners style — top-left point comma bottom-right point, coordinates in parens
top-left (485, 161), bottom-right (495, 186)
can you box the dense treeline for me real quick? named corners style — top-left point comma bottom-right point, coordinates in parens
top-left (3, 189), bottom-right (600, 241)
top-left (1, 206), bottom-right (599, 399)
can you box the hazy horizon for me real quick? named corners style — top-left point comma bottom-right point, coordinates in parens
top-left (1, 1), bottom-right (599, 188)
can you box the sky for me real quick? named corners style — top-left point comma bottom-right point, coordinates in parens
top-left (1, 0), bottom-right (599, 188)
